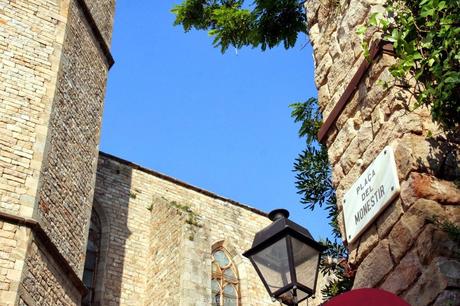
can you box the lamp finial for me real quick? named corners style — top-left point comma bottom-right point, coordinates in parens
top-left (268, 209), bottom-right (289, 221)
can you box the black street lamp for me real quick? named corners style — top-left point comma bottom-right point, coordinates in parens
top-left (243, 209), bottom-right (326, 306)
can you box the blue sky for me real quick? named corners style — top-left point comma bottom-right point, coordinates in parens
top-left (100, 1), bottom-right (331, 239)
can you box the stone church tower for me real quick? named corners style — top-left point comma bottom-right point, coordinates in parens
top-left (0, 0), bottom-right (115, 304)
top-left (0, 1), bottom-right (282, 306)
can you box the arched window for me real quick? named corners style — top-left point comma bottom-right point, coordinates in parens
top-left (211, 247), bottom-right (240, 306)
top-left (82, 209), bottom-right (101, 306)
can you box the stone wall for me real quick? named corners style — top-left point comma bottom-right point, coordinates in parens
top-left (85, 0), bottom-right (116, 45)
top-left (1, 0), bottom-right (115, 304)
top-left (36, 0), bottom-right (114, 276)
top-left (0, 0), bottom-right (68, 219)
top-left (20, 241), bottom-right (81, 306)
top-left (306, 0), bottom-right (460, 304)
top-left (91, 155), bottom-right (149, 305)
top-left (0, 0), bottom-right (69, 304)
top-left (146, 197), bottom-right (187, 305)
top-left (93, 153), bottom-right (280, 306)
top-left (0, 222), bottom-right (29, 305)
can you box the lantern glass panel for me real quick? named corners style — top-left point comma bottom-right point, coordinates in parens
top-left (252, 237), bottom-right (291, 294)
top-left (291, 236), bottom-right (320, 291)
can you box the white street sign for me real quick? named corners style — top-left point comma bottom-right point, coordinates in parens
top-left (343, 146), bottom-right (400, 243)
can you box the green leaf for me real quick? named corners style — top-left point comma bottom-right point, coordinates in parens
top-left (356, 25), bottom-right (366, 37)
top-left (369, 12), bottom-right (380, 27)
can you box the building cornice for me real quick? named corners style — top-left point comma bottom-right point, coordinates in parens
top-left (99, 151), bottom-right (269, 218)
top-left (76, 0), bottom-right (115, 68)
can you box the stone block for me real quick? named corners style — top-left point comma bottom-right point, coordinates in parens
top-left (305, 1), bottom-right (320, 28)
top-left (389, 199), bottom-right (445, 261)
top-left (370, 106), bottom-right (385, 135)
top-left (356, 120), bottom-right (374, 154)
top-left (432, 290), bottom-right (460, 306)
top-left (344, 0), bottom-right (370, 29)
top-left (400, 173), bottom-right (460, 210)
top-left (314, 52), bottom-right (333, 87)
top-left (348, 225), bottom-right (378, 265)
top-left (376, 198), bottom-right (403, 239)
top-left (416, 225), bottom-right (460, 266)
top-left (446, 205), bottom-right (460, 224)
top-left (328, 118), bottom-right (359, 165)
top-left (403, 257), bottom-right (460, 306)
top-left (317, 84), bottom-right (330, 111)
top-left (380, 249), bottom-right (421, 295)
top-left (353, 239), bottom-right (394, 288)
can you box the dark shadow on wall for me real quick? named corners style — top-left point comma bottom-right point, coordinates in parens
top-left (417, 132), bottom-right (460, 184)
top-left (90, 154), bottom-right (133, 306)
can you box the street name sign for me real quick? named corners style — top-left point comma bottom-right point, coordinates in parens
top-left (343, 146), bottom-right (400, 243)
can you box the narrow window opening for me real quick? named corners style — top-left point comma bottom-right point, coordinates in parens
top-left (82, 209), bottom-right (101, 306)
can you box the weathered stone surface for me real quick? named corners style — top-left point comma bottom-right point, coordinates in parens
top-left (329, 119), bottom-right (359, 165)
top-left (400, 173), bottom-right (460, 209)
top-left (348, 225), bottom-right (379, 265)
top-left (85, 0), bottom-right (116, 45)
top-left (317, 84), bottom-right (331, 111)
top-left (0, 0), bottom-right (68, 218)
top-left (380, 249), bottom-right (421, 295)
top-left (0, 222), bottom-right (29, 305)
top-left (325, 125), bottom-right (339, 148)
top-left (336, 83), bottom-right (367, 129)
top-left (328, 57), bottom-right (360, 102)
top-left (344, 0), bottom-right (370, 29)
top-left (393, 138), bottom-right (417, 182)
top-left (314, 52), bottom-right (333, 87)
top-left (309, 0), bottom-right (460, 301)
top-left (36, 0), bottom-right (114, 276)
top-left (370, 106), bottom-right (385, 136)
top-left (357, 121), bottom-right (374, 154)
top-left (446, 205), bottom-right (460, 224)
top-left (353, 240), bottom-right (394, 288)
top-left (403, 257), bottom-right (460, 306)
top-left (332, 163), bottom-right (345, 190)
top-left (432, 290), bottom-right (460, 306)
top-left (366, 53), bottom-right (397, 86)
top-left (376, 199), bottom-right (403, 239)
top-left (336, 164), bottom-right (362, 203)
top-left (389, 199), bottom-right (444, 260)
top-left (416, 225), bottom-right (460, 266)
top-left (305, 1), bottom-right (320, 28)
top-left (22, 241), bottom-right (81, 306)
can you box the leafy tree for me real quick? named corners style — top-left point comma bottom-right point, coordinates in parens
top-left (171, 0), bottom-right (307, 52)
top-left (360, 0), bottom-right (460, 129)
top-left (291, 99), bottom-right (354, 299)
top-left (173, 0), bottom-right (459, 130)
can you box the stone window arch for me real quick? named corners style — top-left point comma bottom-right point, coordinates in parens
top-left (82, 203), bottom-right (109, 306)
top-left (82, 209), bottom-right (101, 306)
top-left (211, 243), bottom-right (241, 306)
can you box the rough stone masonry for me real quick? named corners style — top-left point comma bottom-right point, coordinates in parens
top-left (305, 0), bottom-right (460, 304)
top-left (0, 1), bottom-right (309, 306)
top-left (0, 0), bottom-right (114, 304)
